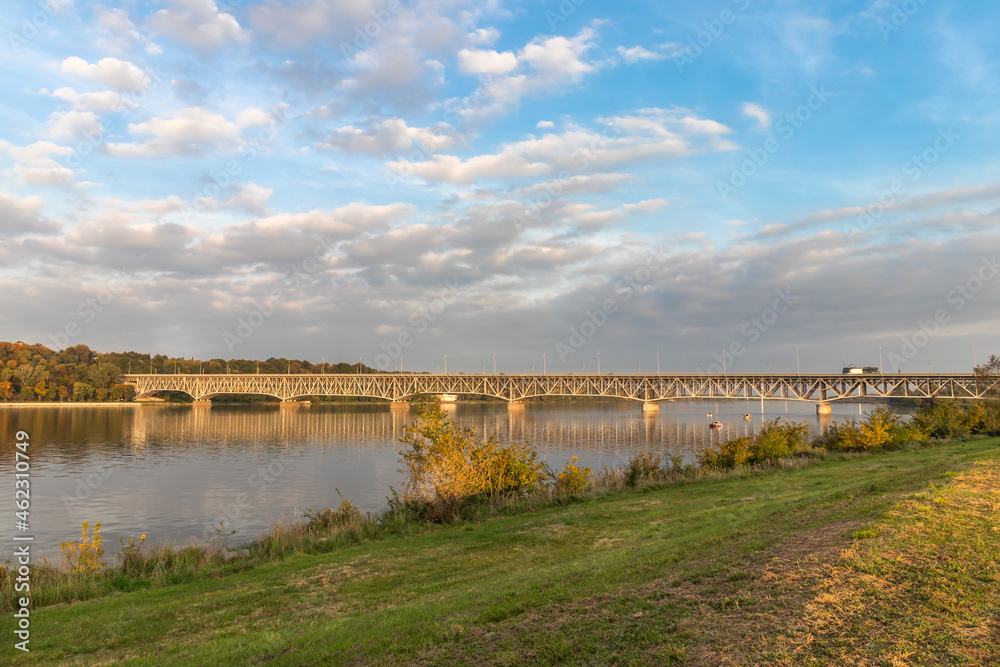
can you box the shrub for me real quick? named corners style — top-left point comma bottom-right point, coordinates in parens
top-left (118, 534), bottom-right (147, 576)
top-left (966, 401), bottom-right (1000, 436)
top-left (555, 457), bottom-right (592, 495)
top-left (698, 436), bottom-right (754, 469)
top-left (399, 401), bottom-right (551, 521)
top-left (624, 452), bottom-right (662, 487)
top-left (912, 401), bottom-right (973, 439)
top-left (754, 420), bottom-right (809, 461)
top-left (699, 419), bottom-right (810, 470)
top-left (822, 407), bottom-right (928, 452)
top-left (60, 522), bottom-right (105, 573)
top-left (304, 489), bottom-right (363, 531)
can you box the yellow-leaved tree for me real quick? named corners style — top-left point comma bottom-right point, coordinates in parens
top-left (398, 401), bottom-right (550, 521)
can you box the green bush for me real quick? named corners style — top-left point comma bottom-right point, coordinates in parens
top-left (624, 451), bottom-right (662, 487)
top-left (907, 400), bottom-right (1000, 439)
top-left (966, 401), bottom-right (1000, 436)
top-left (754, 420), bottom-right (810, 461)
top-left (698, 437), bottom-right (754, 469)
top-left (699, 419), bottom-right (810, 470)
top-left (912, 402), bottom-right (973, 439)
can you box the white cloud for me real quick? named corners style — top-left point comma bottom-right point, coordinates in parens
top-left (249, 0), bottom-right (383, 46)
top-left (741, 102), bottom-right (772, 130)
top-left (320, 118), bottom-right (455, 157)
top-left (516, 173), bottom-right (633, 198)
top-left (13, 165), bottom-right (75, 186)
top-left (106, 107), bottom-right (243, 157)
top-left (7, 141), bottom-right (74, 165)
top-left (457, 48), bottom-right (518, 74)
top-left (392, 109), bottom-right (735, 184)
top-left (758, 181), bottom-right (1000, 239)
top-left (5, 141), bottom-right (77, 186)
top-left (194, 181), bottom-right (274, 215)
top-left (448, 26), bottom-right (601, 126)
top-left (51, 87), bottom-right (125, 112)
top-left (617, 45), bottom-right (664, 65)
top-left (48, 110), bottom-right (102, 141)
top-left (468, 26), bottom-right (500, 46)
top-left (624, 198), bottom-right (668, 214)
top-left (95, 6), bottom-right (162, 55)
top-left (227, 182), bottom-right (273, 215)
top-left (149, 0), bottom-right (249, 51)
top-left (520, 28), bottom-right (596, 81)
top-left (60, 56), bottom-right (151, 91)
top-left (536, 120), bottom-right (555, 129)
top-left (0, 193), bottom-right (60, 236)
top-left (236, 107), bottom-right (273, 128)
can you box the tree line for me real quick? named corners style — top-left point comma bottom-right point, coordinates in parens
top-left (0, 341), bottom-right (378, 402)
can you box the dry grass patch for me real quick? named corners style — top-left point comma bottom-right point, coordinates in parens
top-left (771, 460), bottom-right (1000, 666)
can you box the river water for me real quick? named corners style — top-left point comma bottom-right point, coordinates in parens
top-left (0, 400), bottom-right (886, 560)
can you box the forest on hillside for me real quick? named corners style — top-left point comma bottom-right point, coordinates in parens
top-left (0, 341), bottom-right (377, 402)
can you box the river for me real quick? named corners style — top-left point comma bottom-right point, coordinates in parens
top-left (0, 400), bottom-right (888, 559)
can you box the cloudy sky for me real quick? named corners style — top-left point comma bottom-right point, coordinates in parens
top-left (1, 0), bottom-right (998, 374)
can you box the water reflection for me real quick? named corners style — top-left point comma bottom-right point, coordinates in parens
top-left (0, 400), bottom-right (885, 559)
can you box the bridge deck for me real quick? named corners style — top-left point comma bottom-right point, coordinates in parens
top-left (121, 373), bottom-right (997, 404)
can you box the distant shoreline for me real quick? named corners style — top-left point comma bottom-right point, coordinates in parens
top-left (0, 402), bottom-right (146, 408)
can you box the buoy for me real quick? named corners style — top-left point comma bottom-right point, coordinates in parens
top-left (707, 412), bottom-right (713, 417)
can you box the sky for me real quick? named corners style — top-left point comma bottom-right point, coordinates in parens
top-left (1, 0), bottom-right (999, 374)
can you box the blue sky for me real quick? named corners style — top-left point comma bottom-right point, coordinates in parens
top-left (1, 0), bottom-right (998, 373)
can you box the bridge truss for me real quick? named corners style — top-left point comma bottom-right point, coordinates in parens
top-left (122, 373), bottom-right (996, 405)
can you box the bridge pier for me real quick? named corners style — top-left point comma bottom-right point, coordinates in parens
top-left (280, 400), bottom-right (310, 409)
top-left (389, 401), bottom-right (410, 411)
top-left (507, 401), bottom-right (525, 412)
top-left (816, 402), bottom-right (832, 415)
top-left (192, 400), bottom-right (212, 408)
top-left (642, 401), bottom-right (660, 414)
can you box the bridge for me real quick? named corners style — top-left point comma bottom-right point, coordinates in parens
top-left (122, 373), bottom-right (997, 413)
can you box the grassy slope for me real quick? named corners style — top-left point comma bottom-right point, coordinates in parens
top-left (5, 438), bottom-right (999, 666)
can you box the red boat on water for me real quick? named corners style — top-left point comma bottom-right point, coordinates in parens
top-left (709, 421), bottom-right (723, 429)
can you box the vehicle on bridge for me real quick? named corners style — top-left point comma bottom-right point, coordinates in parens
top-left (843, 366), bottom-right (880, 374)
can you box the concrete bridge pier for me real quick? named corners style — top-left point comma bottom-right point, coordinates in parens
top-left (193, 400), bottom-right (212, 408)
top-left (280, 400), bottom-right (310, 409)
top-left (507, 401), bottom-right (525, 412)
top-left (389, 401), bottom-right (410, 411)
top-left (642, 401), bottom-right (660, 414)
top-left (816, 402), bottom-right (832, 415)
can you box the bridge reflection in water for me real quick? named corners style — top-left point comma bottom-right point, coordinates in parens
top-left (113, 400), bottom-right (853, 470)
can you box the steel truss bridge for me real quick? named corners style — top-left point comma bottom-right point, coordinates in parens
top-left (122, 373), bottom-right (996, 411)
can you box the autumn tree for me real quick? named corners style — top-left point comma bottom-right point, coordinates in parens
top-left (88, 362), bottom-right (121, 391)
top-left (975, 354), bottom-right (1000, 398)
top-left (73, 382), bottom-right (94, 402)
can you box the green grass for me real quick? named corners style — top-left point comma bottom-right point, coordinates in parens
top-left (4, 437), bottom-right (999, 665)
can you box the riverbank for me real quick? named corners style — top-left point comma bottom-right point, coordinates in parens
top-left (4, 436), bottom-right (998, 665)
top-left (0, 402), bottom-right (144, 408)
